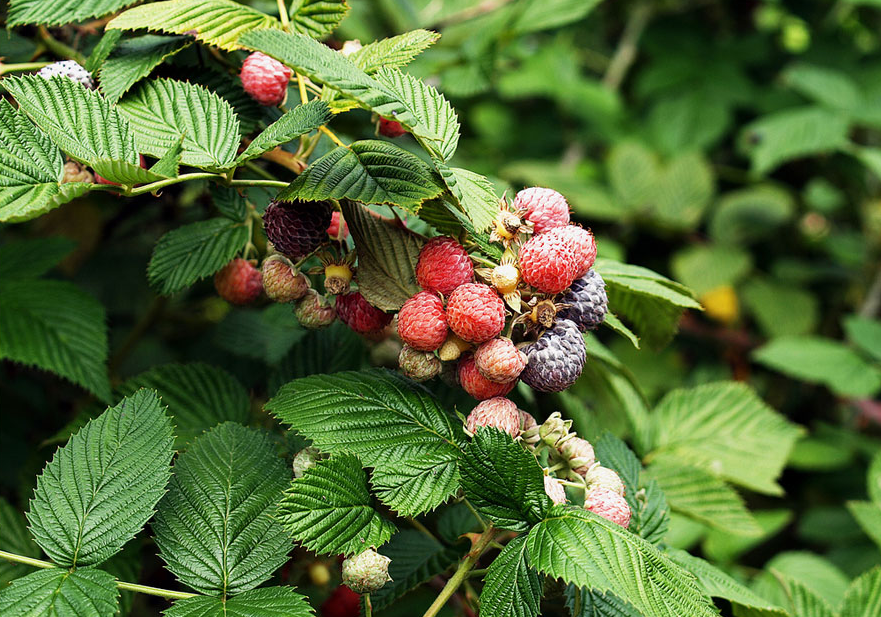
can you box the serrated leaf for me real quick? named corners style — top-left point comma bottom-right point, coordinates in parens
top-left (437, 164), bottom-right (499, 232)
top-left (210, 185), bottom-right (249, 221)
top-left (214, 304), bottom-right (306, 364)
top-left (277, 453), bottom-right (396, 556)
top-left (479, 535), bottom-right (542, 617)
top-left (163, 587), bottom-right (312, 617)
top-left (460, 428), bottom-right (550, 531)
top-left (150, 135), bottom-right (185, 178)
top-left (288, 0), bottom-right (349, 38)
top-left (772, 572), bottom-right (837, 617)
top-left (602, 313), bottom-right (640, 349)
top-left (0, 568), bottom-right (119, 617)
top-left (0, 498), bottom-right (41, 586)
top-left (0, 279), bottom-right (110, 401)
top-left (268, 322), bottom-right (368, 393)
top-left (108, 0), bottom-right (281, 51)
top-left (28, 390), bottom-right (174, 566)
top-left (148, 218), bottom-right (249, 295)
top-left (91, 159), bottom-right (167, 185)
top-left (84, 29), bottom-right (123, 73)
top-left (266, 369), bottom-right (465, 515)
top-left (100, 35), bottom-right (193, 103)
top-left (7, 0), bottom-right (136, 26)
top-left (235, 101), bottom-right (332, 166)
top-left (154, 423), bottom-right (292, 595)
top-left (118, 78), bottom-right (240, 170)
top-left (846, 501), bottom-right (881, 549)
top-left (566, 586), bottom-right (642, 617)
top-left (841, 567), bottom-right (881, 617)
top-left (0, 238), bottom-right (76, 280)
top-left (351, 30), bottom-right (441, 74)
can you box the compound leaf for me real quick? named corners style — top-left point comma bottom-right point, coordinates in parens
top-left (0, 568), bottom-right (118, 617)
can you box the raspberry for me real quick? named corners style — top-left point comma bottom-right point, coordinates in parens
top-left (336, 292), bottom-right (392, 334)
top-left (458, 355), bottom-right (515, 400)
top-left (262, 257), bottom-right (310, 303)
top-left (62, 161), bottom-right (93, 184)
top-left (416, 236), bottom-right (473, 296)
top-left (513, 187), bottom-right (570, 234)
top-left (544, 476), bottom-right (567, 505)
top-left (327, 211), bottom-right (349, 240)
top-left (342, 548), bottom-right (392, 594)
top-left (559, 437), bottom-right (596, 476)
top-left (491, 263), bottom-right (520, 295)
top-left (240, 52), bottom-right (292, 106)
top-left (321, 585), bottom-right (361, 617)
top-left (584, 465), bottom-right (625, 496)
top-left (95, 154), bottom-right (146, 186)
top-left (323, 263), bottom-right (353, 296)
top-left (398, 345), bottom-right (441, 382)
top-left (438, 333), bottom-right (471, 362)
top-left (518, 231), bottom-right (578, 294)
top-left (474, 338), bottom-right (527, 383)
top-left (465, 397), bottom-right (521, 437)
top-left (292, 447), bottom-right (322, 478)
top-left (553, 225), bottom-right (596, 277)
top-left (398, 292), bottom-right (448, 351)
top-left (584, 487), bottom-right (631, 528)
top-left (558, 270), bottom-right (608, 332)
top-left (38, 60), bottom-right (95, 89)
top-left (295, 290), bottom-right (336, 328)
top-left (446, 283), bottom-right (505, 344)
top-left (263, 200), bottom-right (332, 259)
top-left (520, 319), bottom-right (586, 392)
top-left (214, 258), bottom-right (262, 305)
top-left (379, 118), bottom-right (407, 137)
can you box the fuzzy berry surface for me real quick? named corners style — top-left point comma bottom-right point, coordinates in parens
top-left (558, 270), bottom-right (608, 332)
top-left (474, 337), bottom-right (527, 383)
top-left (295, 290), bottom-right (336, 328)
top-left (336, 292), bottom-right (392, 334)
top-left (415, 236), bottom-right (474, 296)
top-left (262, 259), bottom-right (310, 303)
top-left (458, 355), bottom-right (516, 400)
top-left (520, 318), bottom-right (586, 392)
top-left (263, 200), bottom-right (332, 259)
top-left (518, 231), bottom-right (578, 294)
top-left (553, 225), bottom-right (596, 277)
top-left (585, 465), bottom-right (625, 496)
top-left (446, 283), bottom-right (506, 344)
top-left (584, 487), bottom-right (631, 528)
top-left (321, 585), bottom-right (361, 617)
top-left (327, 211), bottom-right (348, 240)
top-left (559, 437), bottom-right (596, 476)
top-left (397, 291), bottom-right (448, 351)
top-left (341, 549), bottom-right (392, 594)
top-left (240, 52), bottom-right (292, 106)
top-left (513, 187), bottom-right (570, 233)
top-left (379, 118), bottom-right (407, 137)
top-left (214, 259), bottom-right (262, 305)
top-left (544, 476), bottom-right (567, 505)
top-left (465, 397), bottom-right (521, 437)
top-left (398, 345), bottom-right (441, 382)
top-left (38, 60), bottom-right (95, 89)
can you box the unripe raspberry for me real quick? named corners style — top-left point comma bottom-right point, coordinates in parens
top-left (263, 199), bottom-right (333, 259)
top-left (379, 117), bottom-right (407, 137)
top-left (474, 338), bottom-right (527, 383)
top-left (262, 257), bottom-right (310, 303)
top-left (491, 263), bottom-right (520, 295)
top-left (543, 476), bottom-right (567, 505)
top-left (38, 60), bottom-right (95, 89)
top-left (416, 236), bottom-right (473, 296)
top-left (520, 319), bottom-right (586, 392)
top-left (518, 231), bottom-right (578, 294)
top-left (458, 355), bottom-right (515, 400)
top-left (398, 345), bottom-right (442, 382)
top-left (336, 292), bottom-right (392, 334)
top-left (438, 332), bottom-right (471, 362)
top-left (214, 258), bottom-right (262, 305)
top-left (295, 290), bottom-right (336, 328)
top-left (513, 187), bottom-right (570, 234)
top-left (62, 161), bottom-right (94, 184)
top-left (538, 412), bottom-right (573, 448)
top-left (398, 292), bottom-right (448, 351)
top-left (342, 548), bottom-right (392, 594)
top-left (446, 283), bottom-right (506, 344)
top-left (584, 465), bottom-right (625, 496)
top-left (559, 437), bottom-right (596, 476)
top-left (584, 487), bottom-right (631, 528)
top-left (553, 225), bottom-right (596, 277)
top-left (493, 211), bottom-right (525, 241)
top-left (324, 263), bottom-right (353, 296)
top-left (240, 51), bottom-right (292, 106)
top-left (308, 561), bottom-right (332, 586)
top-left (558, 270), bottom-right (607, 332)
top-left (293, 447), bottom-right (322, 478)
top-left (321, 585), bottom-right (360, 617)
top-left (327, 211), bottom-right (349, 240)
top-left (465, 397), bottom-right (521, 437)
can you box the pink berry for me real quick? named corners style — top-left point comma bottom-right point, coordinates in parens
top-left (241, 52), bottom-right (291, 106)
top-left (446, 283), bottom-right (506, 344)
top-left (584, 487), bottom-right (631, 528)
top-left (327, 211), bottom-right (348, 240)
top-left (458, 355), bottom-right (515, 400)
top-left (465, 397), bottom-right (521, 437)
top-left (519, 410), bottom-right (538, 432)
top-left (214, 258), bottom-right (262, 305)
top-left (518, 231), bottom-right (579, 294)
top-left (544, 476), bottom-right (567, 505)
top-left (398, 291), bottom-right (448, 351)
top-left (416, 236), bottom-right (473, 296)
top-left (379, 118), bottom-right (407, 137)
top-left (553, 225), bottom-right (596, 277)
top-left (513, 187), bottom-right (570, 234)
top-left (336, 292), bottom-right (392, 334)
top-left (474, 337), bottom-right (527, 383)
top-left (584, 466), bottom-right (625, 496)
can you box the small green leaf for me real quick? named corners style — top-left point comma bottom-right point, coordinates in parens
top-left (84, 29), bottom-right (122, 73)
top-left (211, 186), bottom-right (249, 222)
top-left (149, 135), bottom-right (185, 178)
top-left (234, 100), bottom-right (332, 166)
top-left (99, 35), bottom-right (193, 103)
top-left (844, 315), bottom-right (881, 363)
top-left (436, 164), bottom-right (499, 232)
top-left (214, 304), bottom-right (306, 365)
top-left (164, 587), bottom-right (312, 617)
top-left (670, 244), bottom-right (752, 297)
top-left (351, 30), bottom-right (441, 74)
top-left (8, 0), bottom-right (137, 26)
top-left (847, 501), bottom-right (881, 549)
top-left (0, 568), bottom-right (119, 617)
top-left (741, 279), bottom-right (819, 338)
top-left (91, 159), bottom-right (167, 185)
top-left (840, 566), bottom-right (881, 617)
top-left (566, 586), bottom-right (642, 617)
top-left (288, 0), bottom-right (349, 38)
top-left (709, 185), bottom-right (795, 245)
top-left (479, 535), bottom-right (542, 617)
top-left (772, 572), bottom-right (837, 617)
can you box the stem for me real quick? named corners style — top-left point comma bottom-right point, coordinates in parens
top-left (573, 587), bottom-right (583, 615)
top-left (276, 0), bottom-right (291, 30)
top-left (462, 498), bottom-right (488, 531)
top-left (228, 179), bottom-right (289, 189)
top-left (468, 568), bottom-right (488, 578)
top-left (243, 161), bottom-right (279, 182)
top-left (0, 550), bottom-right (55, 570)
top-left (0, 62), bottom-right (51, 76)
top-left (296, 73), bottom-right (309, 106)
top-left (421, 525), bottom-right (496, 617)
top-left (558, 479), bottom-right (587, 490)
top-left (126, 173), bottom-right (219, 196)
top-left (319, 125), bottom-right (348, 148)
top-left (859, 262), bottom-right (881, 318)
top-left (364, 594), bottom-right (373, 617)
top-left (37, 27), bottom-right (86, 65)
top-left (602, 3), bottom-right (653, 91)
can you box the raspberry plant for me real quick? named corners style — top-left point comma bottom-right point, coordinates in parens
top-left (1, 2), bottom-right (879, 617)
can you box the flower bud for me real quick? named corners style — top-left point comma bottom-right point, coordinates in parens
top-left (342, 548), bottom-right (392, 594)
top-left (559, 437), bottom-right (596, 476)
top-left (539, 412), bottom-right (572, 447)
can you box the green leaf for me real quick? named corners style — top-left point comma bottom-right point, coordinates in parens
top-left (642, 382), bottom-right (803, 495)
top-left (460, 428), bottom-right (550, 531)
top-left (844, 316), bottom-right (881, 363)
top-left (108, 0), bottom-right (281, 51)
top-left (0, 568), bottom-right (119, 617)
top-left (277, 453), bottom-right (396, 556)
top-left (7, 0), bottom-right (136, 26)
top-left (0, 498), bottom-right (41, 586)
top-left (671, 244), bottom-right (752, 297)
top-left (753, 336), bottom-right (881, 398)
top-left (602, 312), bottom-right (640, 349)
top-left (211, 186), bottom-right (249, 222)
top-left (526, 505), bottom-right (718, 617)
top-left (479, 535), bottom-right (542, 617)
top-left (841, 567), bottom-right (881, 617)
top-left (741, 279), bottom-right (819, 338)
top-left (268, 322), bottom-right (368, 393)
top-left (28, 390), bottom-right (174, 566)
top-left (0, 279), bottom-right (110, 401)
top-left (84, 29), bottom-right (122, 73)
top-left (710, 185), bottom-right (795, 245)
top-left (436, 165), bottom-right (499, 232)
top-left (511, 0), bottom-right (602, 33)
top-left (869, 451), bottom-right (881, 506)
top-left (147, 218), bottom-right (249, 295)
top-left (651, 151), bottom-right (715, 230)
top-left (91, 158), bottom-right (167, 185)
top-left (214, 304), bottom-right (306, 365)
top-left (235, 101), bottom-right (332, 166)
top-left (783, 63), bottom-right (863, 111)
top-left (847, 501), bottom-right (881, 549)
top-left (0, 237), bottom-right (75, 280)
top-left (154, 423), bottom-right (292, 595)
top-left (772, 573), bottom-right (837, 617)
top-left (703, 510), bottom-right (792, 564)
top-left (566, 586), bottom-right (642, 617)
top-left (266, 369), bottom-right (465, 515)
top-left (351, 30), bottom-right (441, 74)
top-left (759, 552), bottom-right (850, 609)
top-left (149, 136), bottom-right (185, 178)
top-left (99, 35), bottom-right (193, 103)
top-left (118, 78), bottom-right (240, 170)
top-left (163, 587), bottom-right (312, 617)
top-left (288, 0), bottom-right (349, 38)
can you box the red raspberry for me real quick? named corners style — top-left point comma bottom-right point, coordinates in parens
top-left (473, 338), bottom-right (527, 383)
top-left (379, 118), bottom-right (407, 137)
top-left (553, 225), bottom-right (596, 277)
top-left (336, 292), bottom-right (392, 334)
top-left (327, 211), bottom-right (348, 240)
top-left (262, 257), bottom-right (310, 303)
top-left (446, 283), bottom-right (505, 343)
top-left (263, 200), bottom-right (332, 259)
top-left (465, 397), bottom-right (521, 437)
top-left (321, 585), bottom-right (361, 617)
top-left (416, 236), bottom-right (474, 296)
top-left (458, 355), bottom-right (515, 400)
top-left (584, 487), bottom-right (631, 528)
top-left (241, 52), bottom-right (292, 106)
top-left (544, 476), bottom-right (567, 505)
top-left (214, 258), bottom-right (262, 305)
top-left (398, 291), bottom-right (447, 351)
top-left (518, 231), bottom-right (578, 294)
top-left (513, 187), bottom-right (570, 234)
top-left (295, 290), bottom-right (336, 328)
top-left (95, 154), bottom-right (146, 185)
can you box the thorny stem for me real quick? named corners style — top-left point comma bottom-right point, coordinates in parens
top-left (0, 61), bottom-right (51, 75)
top-left (421, 525), bottom-right (497, 617)
top-left (602, 3), bottom-right (653, 91)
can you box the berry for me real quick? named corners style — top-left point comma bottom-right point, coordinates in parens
top-left (399, 345), bottom-right (442, 382)
top-left (324, 263), bottom-right (353, 296)
top-left (544, 476), bottom-right (567, 505)
top-left (95, 154), bottom-right (146, 185)
top-left (521, 319), bottom-right (586, 392)
top-left (295, 290), bottom-right (336, 328)
top-left (398, 292), bottom-right (448, 351)
top-left (38, 60), bottom-right (95, 89)
top-left (458, 355), bottom-right (515, 400)
top-left (340, 40), bottom-right (363, 57)
top-left (437, 333), bottom-right (471, 362)
top-left (446, 283), bottom-right (506, 344)
top-left (513, 187), bottom-right (570, 234)
top-left (342, 548), bottom-right (392, 594)
top-left (262, 257), bottom-right (310, 303)
top-left (327, 211), bottom-right (349, 240)
top-left (379, 118), bottom-right (407, 137)
top-left (263, 199), bottom-right (332, 259)
top-left (465, 397), bottom-right (521, 437)
top-left (518, 231), bottom-right (578, 294)
top-left (62, 161), bottom-right (93, 184)
top-left (553, 225), bottom-right (596, 277)
top-left (474, 338), bottom-right (527, 383)
top-left (559, 437), bottom-right (596, 476)
top-left (416, 236), bottom-right (473, 296)
top-left (308, 562), bottom-right (332, 586)
top-left (491, 263), bottom-right (520, 295)
top-left (336, 292), bottom-right (392, 334)
top-left (292, 447), bottom-right (322, 478)
top-left (558, 270), bottom-right (607, 332)
top-left (214, 258), bottom-right (262, 305)
top-left (584, 465), bottom-right (625, 496)
top-left (519, 410), bottom-right (538, 433)
top-left (584, 487), bottom-right (631, 528)
top-left (321, 585), bottom-right (361, 617)
top-left (240, 51), bottom-right (291, 106)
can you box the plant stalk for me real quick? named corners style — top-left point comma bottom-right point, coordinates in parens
top-left (421, 524), bottom-right (496, 617)
top-left (602, 3), bottom-right (653, 91)
top-left (0, 62), bottom-right (51, 76)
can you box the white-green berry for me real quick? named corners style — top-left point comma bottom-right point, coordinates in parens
top-left (292, 446), bottom-right (321, 478)
top-left (342, 548), bottom-right (392, 593)
top-left (584, 464), bottom-right (625, 496)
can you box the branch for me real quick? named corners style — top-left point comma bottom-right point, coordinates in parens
top-left (421, 524), bottom-right (496, 617)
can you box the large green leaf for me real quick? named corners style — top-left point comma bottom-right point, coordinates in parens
top-left (99, 35), bottom-right (193, 103)
top-left (351, 30), bottom-right (441, 74)
top-left (7, 0), bottom-right (135, 26)
top-left (0, 568), bottom-right (119, 617)
top-left (266, 369), bottom-right (465, 515)
top-left (0, 237), bottom-right (75, 280)
top-left (277, 454), bottom-right (396, 556)
top-left (164, 587), bottom-right (312, 617)
top-left (235, 101), bottom-right (332, 166)
top-left (0, 498), bottom-right (41, 586)
top-left (28, 390), bottom-right (174, 566)
top-left (479, 535), bottom-right (542, 617)
top-left (437, 164), bottom-right (499, 232)
top-left (844, 316), bottom-right (881, 363)
top-left (153, 423), bottom-right (292, 596)
top-left (841, 567), bottom-right (881, 617)
top-left (288, 0), bottom-right (349, 38)
top-left (214, 304), bottom-right (306, 365)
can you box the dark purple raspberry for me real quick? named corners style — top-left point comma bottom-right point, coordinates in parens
top-left (558, 270), bottom-right (607, 332)
top-left (263, 200), bottom-right (332, 259)
top-left (520, 318), bottom-right (586, 392)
